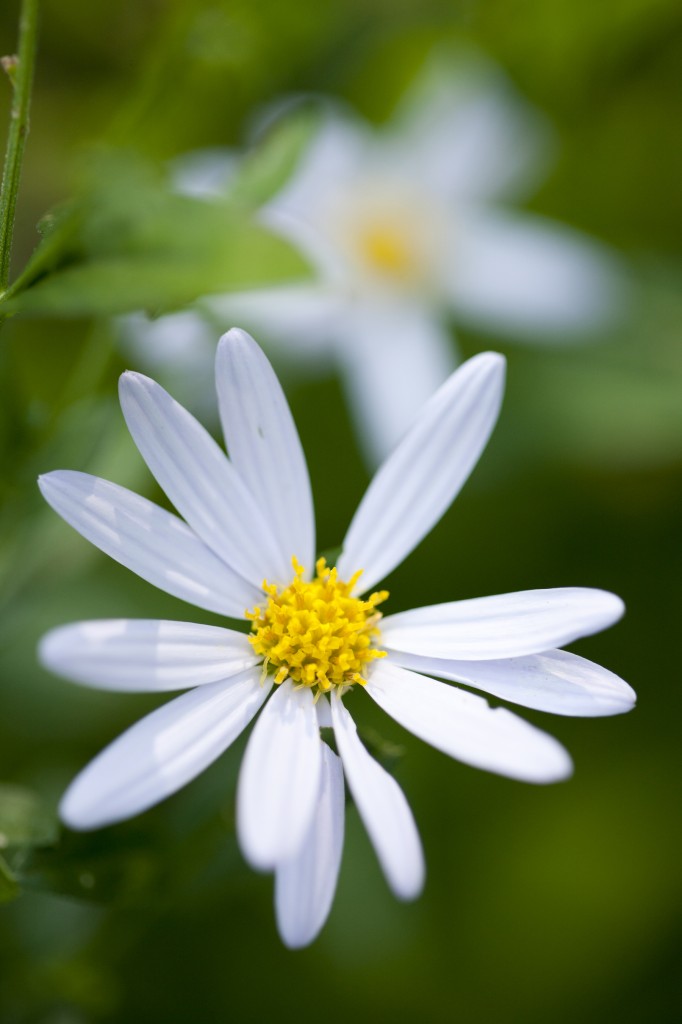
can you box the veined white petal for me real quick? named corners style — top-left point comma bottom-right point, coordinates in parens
top-left (337, 352), bottom-right (505, 592)
top-left (382, 588), bottom-right (625, 660)
top-left (335, 303), bottom-right (458, 466)
top-left (366, 662), bottom-right (572, 783)
top-left (119, 372), bottom-right (289, 587)
top-left (38, 471), bottom-right (259, 617)
top-left (215, 330), bottom-right (315, 575)
top-left (60, 668), bottom-right (270, 830)
top-left (275, 743), bottom-right (345, 949)
top-left (387, 648), bottom-right (636, 717)
top-left (237, 681), bottom-right (322, 870)
top-left (40, 619), bottom-right (258, 692)
top-left (331, 693), bottom-right (424, 900)
top-left (450, 210), bottom-right (627, 337)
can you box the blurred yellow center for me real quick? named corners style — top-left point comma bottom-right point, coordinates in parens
top-left (246, 557), bottom-right (388, 697)
top-left (358, 223), bottom-right (415, 277)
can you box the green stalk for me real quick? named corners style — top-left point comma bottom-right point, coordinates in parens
top-left (0, 0), bottom-right (39, 295)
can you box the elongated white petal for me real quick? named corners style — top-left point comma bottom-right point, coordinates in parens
top-left (237, 681), bottom-right (321, 870)
top-left (216, 330), bottom-right (315, 575)
top-left (40, 619), bottom-right (258, 692)
top-left (269, 112), bottom-right (370, 225)
top-left (337, 352), bottom-right (505, 592)
top-left (60, 669), bottom-right (270, 830)
top-left (331, 693), bottom-right (424, 900)
top-left (335, 302), bottom-right (457, 465)
top-left (382, 588), bottom-right (624, 660)
top-left (366, 662), bottom-right (572, 783)
top-left (387, 57), bottom-right (553, 203)
top-left (451, 211), bottom-right (627, 336)
top-left (205, 287), bottom-right (340, 362)
top-left (387, 649), bottom-right (636, 717)
top-left (275, 744), bottom-right (345, 949)
top-left (119, 372), bottom-right (289, 587)
top-left (38, 471), bottom-right (259, 617)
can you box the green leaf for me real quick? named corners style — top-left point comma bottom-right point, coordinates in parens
top-left (229, 106), bottom-right (320, 206)
top-left (0, 783), bottom-right (59, 849)
top-left (1, 150), bottom-right (311, 318)
top-left (0, 854), bottom-right (20, 904)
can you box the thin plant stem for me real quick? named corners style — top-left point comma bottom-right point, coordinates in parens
top-left (0, 0), bottom-right (39, 296)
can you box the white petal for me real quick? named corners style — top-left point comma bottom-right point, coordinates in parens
top-left (337, 352), bottom-right (505, 592)
top-left (38, 471), bottom-right (259, 617)
top-left (335, 303), bottom-right (458, 466)
top-left (237, 681), bottom-right (322, 870)
top-left (386, 56), bottom-right (553, 203)
top-left (366, 662), bottom-right (572, 783)
top-left (268, 110), bottom-right (370, 225)
top-left (204, 286), bottom-right (340, 362)
top-left (331, 692), bottom-right (424, 900)
top-left (382, 588), bottom-right (625, 660)
top-left (387, 648), bottom-right (636, 717)
top-left (40, 619), bottom-right (258, 692)
top-left (119, 372), bottom-right (289, 587)
top-left (275, 744), bottom-right (345, 949)
top-left (60, 668), bottom-right (270, 830)
top-left (215, 330), bottom-right (315, 574)
top-left (450, 210), bottom-right (628, 336)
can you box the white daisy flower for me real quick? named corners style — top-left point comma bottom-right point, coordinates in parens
top-left (38, 328), bottom-right (634, 949)
top-left (195, 57), bottom-right (628, 463)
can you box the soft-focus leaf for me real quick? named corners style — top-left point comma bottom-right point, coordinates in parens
top-left (229, 107), bottom-right (320, 206)
top-left (0, 854), bottom-right (20, 904)
top-left (0, 784), bottom-right (59, 848)
top-left (0, 152), bottom-right (310, 318)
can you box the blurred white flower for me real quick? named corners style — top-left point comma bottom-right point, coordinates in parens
top-left (39, 329), bottom-right (634, 948)
top-left (124, 56), bottom-right (627, 462)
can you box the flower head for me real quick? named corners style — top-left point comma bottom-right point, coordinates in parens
top-left (39, 328), bottom-right (634, 948)
top-left (192, 56), bottom-right (628, 463)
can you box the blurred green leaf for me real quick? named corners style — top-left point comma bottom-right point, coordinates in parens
top-left (229, 106), bottom-right (320, 206)
top-left (1, 151), bottom-right (310, 318)
top-left (0, 854), bottom-right (20, 904)
top-left (0, 783), bottom-right (59, 849)
top-left (19, 829), bottom-right (159, 904)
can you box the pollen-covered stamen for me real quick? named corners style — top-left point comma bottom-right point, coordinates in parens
top-left (246, 556), bottom-right (388, 696)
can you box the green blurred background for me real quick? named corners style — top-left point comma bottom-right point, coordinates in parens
top-left (0, 0), bottom-right (680, 1021)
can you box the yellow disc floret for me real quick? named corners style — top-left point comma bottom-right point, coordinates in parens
top-left (246, 557), bottom-right (388, 697)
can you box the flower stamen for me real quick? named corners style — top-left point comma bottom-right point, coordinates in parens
top-left (246, 556), bottom-right (388, 696)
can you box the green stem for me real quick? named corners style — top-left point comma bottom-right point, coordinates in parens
top-left (0, 0), bottom-right (39, 295)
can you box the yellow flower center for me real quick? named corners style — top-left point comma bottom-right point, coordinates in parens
top-left (246, 557), bottom-right (388, 697)
top-left (357, 222), bottom-right (415, 278)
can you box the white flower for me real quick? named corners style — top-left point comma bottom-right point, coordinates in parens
top-left (39, 328), bottom-right (634, 949)
top-left (197, 57), bottom-right (627, 463)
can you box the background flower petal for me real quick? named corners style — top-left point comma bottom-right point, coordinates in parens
top-left (449, 210), bottom-right (628, 337)
top-left (335, 302), bottom-right (458, 465)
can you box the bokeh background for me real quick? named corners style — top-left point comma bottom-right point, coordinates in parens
top-left (0, 1), bottom-right (681, 1022)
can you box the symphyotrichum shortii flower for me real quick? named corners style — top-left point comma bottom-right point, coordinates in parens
top-left (38, 329), bottom-right (635, 948)
top-left (192, 57), bottom-right (629, 463)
